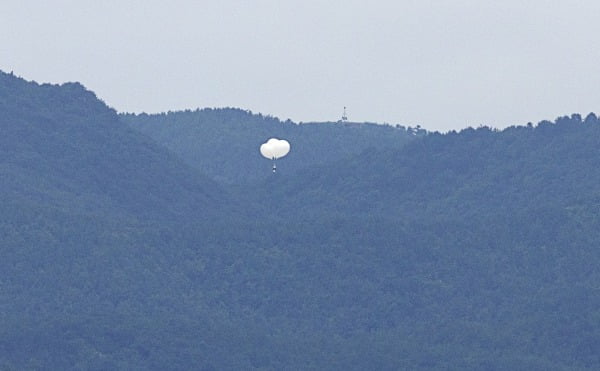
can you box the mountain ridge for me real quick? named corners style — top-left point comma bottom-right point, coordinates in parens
top-left (120, 108), bottom-right (422, 184)
top-left (2, 70), bottom-right (600, 369)
top-left (0, 70), bottom-right (238, 224)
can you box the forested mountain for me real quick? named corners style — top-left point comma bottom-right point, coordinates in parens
top-left (2, 70), bottom-right (600, 370)
top-left (0, 71), bottom-right (234, 223)
top-left (252, 113), bottom-right (600, 369)
top-left (0, 71), bottom-right (257, 370)
top-left (120, 109), bottom-right (420, 184)
top-left (265, 113), bottom-right (600, 219)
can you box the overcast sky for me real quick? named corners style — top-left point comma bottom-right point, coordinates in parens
top-left (2, 1), bottom-right (600, 131)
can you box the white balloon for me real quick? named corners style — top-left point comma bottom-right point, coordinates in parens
top-left (260, 142), bottom-right (275, 159)
top-left (260, 138), bottom-right (291, 160)
top-left (273, 139), bottom-right (290, 158)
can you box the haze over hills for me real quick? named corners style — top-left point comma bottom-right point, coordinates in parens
top-left (264, 113), bottom-right (600, 219)
top-left (0, 71), bottom-right (261, 369)
top-left (121, 109), bottom-right (422, 184)
top-left (0, 71), bottom-right (234, 223)
top-left (2, 70), bottom-right (600, 370)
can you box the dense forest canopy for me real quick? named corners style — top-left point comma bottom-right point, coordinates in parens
top-left (1, 70), bottom-right (600, 370)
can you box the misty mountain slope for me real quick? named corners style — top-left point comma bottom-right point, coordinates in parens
top-left (263, 114), bottom-right (600, 221)
top-left (0, 71), bottom-right (259, 369)
top-left (120, 109), bottom-right (420, 184)
top-left (163, 114), bottom-right (600, 369)
top-left (3, 69), bottom-right (600, 370)
top-left (218, 114), bottom-right (600, 369)
top-left (0, 71), bottom-right (233, 222)
top-left (249, 116), bottom-right (600, 327)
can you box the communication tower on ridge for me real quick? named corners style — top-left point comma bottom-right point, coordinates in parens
top-left (341, 106), bottom-right (348, 122)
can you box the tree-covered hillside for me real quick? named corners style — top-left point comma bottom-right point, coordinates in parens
top-left (0, 71), bottom-right (235, 223)
top-left (264, 113), bottom-right (600, 219)
top-left (120, 109), bottom-right (421, 184)
top-left (0, 71), bottom-right (259, 370)
top-left (241, 113), bottom-right (600, 370)
top-left (2, 70), bottom-right (600, 370)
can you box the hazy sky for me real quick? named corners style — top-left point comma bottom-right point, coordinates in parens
top-left (2, 1), bottom-right (600, 131)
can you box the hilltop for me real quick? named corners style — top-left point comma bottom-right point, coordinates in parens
top-left (2, 70), bottom-right (600, 369)
top-left (121, 109), bottom-right (422, 184)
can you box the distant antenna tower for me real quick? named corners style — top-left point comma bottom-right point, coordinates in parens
top-left (341, 106), bottom-right (348, 122)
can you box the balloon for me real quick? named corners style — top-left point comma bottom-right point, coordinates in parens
top-left (272, 139), bottom-right (290, 158)
top-left (260, 142), bottom-right (274, 159)
top-left (260, 138), bottom-right (291, 160)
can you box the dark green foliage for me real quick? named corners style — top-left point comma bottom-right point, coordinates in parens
top-left (2, 69), bottom-right (600, 369)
